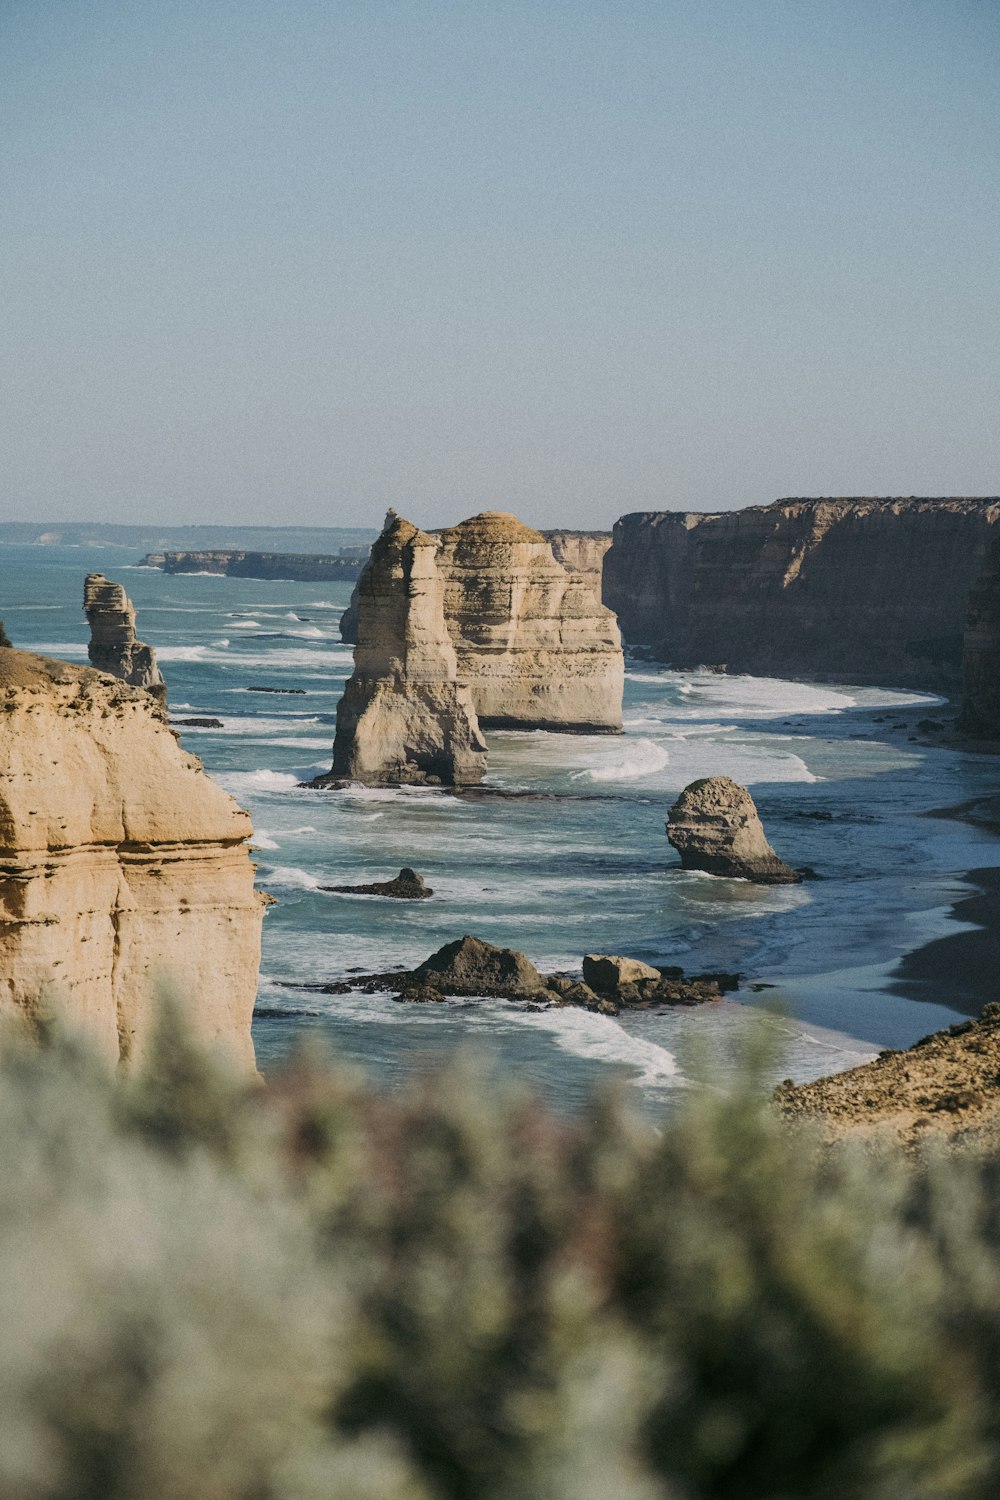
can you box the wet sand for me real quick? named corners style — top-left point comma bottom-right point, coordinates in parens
top-left (890, 865), bottom-right (1000, 1016)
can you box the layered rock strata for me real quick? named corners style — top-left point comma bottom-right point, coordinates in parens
top-left (84, 574), bottom-right (166, 706)
top-left (667, 776), bottom-right (800, 883)
top-left (604, 498), bottom-right (1000, 689)
top-left (323, 515), bottom-right (487, 787)
top-left (436, 512), bottom-right (623, 731)
top-left (960, 534), bottom-right (1000, 737)
top-left (0, 649), bottom-right (264, 1069)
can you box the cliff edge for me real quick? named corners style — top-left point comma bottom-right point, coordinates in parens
top-left (604, 498), bottom-right (1000, 689)
top-left (0, 649), bottom-right (264, 1069)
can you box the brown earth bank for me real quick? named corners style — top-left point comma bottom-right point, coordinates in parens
top-left (775, 1002), bottom-right (1000, 1148)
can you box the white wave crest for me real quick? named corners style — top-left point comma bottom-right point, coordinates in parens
top-left (573, 738), bottom-right (670, 782)
top-left (251, 830), bottom-right (280, 850)
top-left (512, 1006), bottom-right (680, 1089)
top-left (260, 864), bottom-right (322, 891)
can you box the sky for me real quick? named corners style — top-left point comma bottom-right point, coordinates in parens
top-left (2, 0), bottom-right (999, 532)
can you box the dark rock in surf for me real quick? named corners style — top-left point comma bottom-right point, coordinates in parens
top-left (321, 867), bottom-right (433, 900)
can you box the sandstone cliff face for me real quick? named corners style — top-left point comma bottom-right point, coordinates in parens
top-left (0, 650), bottom-right (264, 1070)
top-left (960, 534), bottom-right (1000, 737)
top-left (605, 499), bottom-right (1000, 689)
top-left (326, 515), bottom-right (488, 786)
top-left (84, 574), bottom-right (166, 705)
top-left (436, 512), bottom-right (623, 732)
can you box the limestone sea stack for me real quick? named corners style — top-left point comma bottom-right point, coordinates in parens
top-left (436, 512), bottom-right (624, 732)
top-left (324, 514), bottom-right (487, 787)
top-left (84, 573), bottom-right (166, 705)
top-left (666, 776), bottom-right (800, 884)
top-left (0, 648), bottom-right (265, 1069)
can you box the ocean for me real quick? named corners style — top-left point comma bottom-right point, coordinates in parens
top-left (6, 541), bottom-right (1000, 1115)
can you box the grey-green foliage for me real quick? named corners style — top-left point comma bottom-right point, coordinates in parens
top-left (4, 1008), bottom-right (1000, 1500)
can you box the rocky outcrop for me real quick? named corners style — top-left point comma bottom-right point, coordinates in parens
top-left (284, 938), bottom-right (737, 1013)
top-left (320, 867), bottom-right (432, 900)
top-left (0, 622), bottom-right (10, 649)
top-left (0, 649), bottom-right (264, 1070)
top-left (666, 776), bottom-right (800, 883)
top-left (960, 534), bottom-right (1000, 737)
top-left (143, 550), bottom-right (368, 580)
top-left (604, 498), bottom-right (1000, 689)
top-left (84, 574), bottom-right (167, 706)
top-left (775, 1004), bottom-right (1000, 1147)
top-left (321, 515), bottom-right (487, 787)
top-left (436, 512), bottom-right (623, 731)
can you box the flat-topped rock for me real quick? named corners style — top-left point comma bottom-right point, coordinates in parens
top-left (84, 573), bottom-right (166, 705)
top-left (667, 777), bottom-right (800, 884)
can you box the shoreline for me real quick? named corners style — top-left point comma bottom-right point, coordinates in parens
top-left (887, 865), bottom-right (1000, 1018)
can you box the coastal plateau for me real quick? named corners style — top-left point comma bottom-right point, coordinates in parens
top-left (143, 549), bottom-right (368, 581)
top-left (604, 497), bottom-right (1000, 689)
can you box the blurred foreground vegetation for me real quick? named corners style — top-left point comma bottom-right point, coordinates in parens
top-left (4, 1007), bottom-right (1000, 1499)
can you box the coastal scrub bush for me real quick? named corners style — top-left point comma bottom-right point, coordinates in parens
top-left (4, 1008), bottom-right (1000, 1497)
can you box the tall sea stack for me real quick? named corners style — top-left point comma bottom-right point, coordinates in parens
top-left (84, 573), bottom-right (167, 705)
top-left (326, 514), bottom-right (488, 787)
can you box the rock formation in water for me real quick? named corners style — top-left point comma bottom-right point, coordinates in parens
top-left (604, 498), bottom-right (1000, 690)
top-left (435, 512), bottom-right (623, 731)
top-left (321, 867), bottom-right (432, 899)
top-left (960, 534), bottom-right (1000, 737)
top-left (666, 776), bottom-right (800, 884)
top-left (84, 574), bottom-right (167, 706)
top-left (340, 526), bottom-right (613, 649)
top-left (0, 648), bottom-right (265, 1069)
top-left (322, 514), bottom-right (488, 787)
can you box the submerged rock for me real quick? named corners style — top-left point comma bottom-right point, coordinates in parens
top-left (321, 867), bottom-right (432, 900)
top-left (84, 573), bottom-right (166, 706)
top-left (320, 513), bottom-right (488, 788)
top-left (666, 777), bottom-right (801, 884)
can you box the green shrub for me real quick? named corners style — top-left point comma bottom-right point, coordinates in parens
top-left (2, 1008), bottom-right (1000, 1498)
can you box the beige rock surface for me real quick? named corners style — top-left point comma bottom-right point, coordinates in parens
top-left (666, 776), bottom-right (800, 884)
top-left (326, 514), bottom-right (487, 786)
top-left (84, 573), bottom-right (166, 705)
top-left (436, 511), bottom-right (623, 732)
top-left (0, 649), bottom-right (264, 1069)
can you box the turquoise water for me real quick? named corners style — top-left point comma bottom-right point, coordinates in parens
top-left (6, 541), bottom-right (1000, 1114)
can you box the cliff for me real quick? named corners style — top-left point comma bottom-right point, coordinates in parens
top-left (604, 498), bottom-right (1000, 689)
top-left (145, 550), bottom-right (368, 581)
top-left (0, 649), bottom-right (264, 1069)
top-left (340, 526), bottom-right (613, 646)
top-left (84, 573), bottom-right (166, 705)
top-left (436, 512), bottom-right (623, 732)
top-left (960, 534), bottom-right (1000, 737)
top-left (323, 515), bottom-right (487, 786)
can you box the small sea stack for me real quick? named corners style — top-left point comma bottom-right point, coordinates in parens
top-left (84, 573), bottom-right (166, 706)
top-left (666, 776), bottom-right (801, 884)
top-left (321, 867), bottom-right (432, 900)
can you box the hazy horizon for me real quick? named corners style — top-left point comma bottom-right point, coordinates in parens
top-left (4, 1), bottom-right (998, 531)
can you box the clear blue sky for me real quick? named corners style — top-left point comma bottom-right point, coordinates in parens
top-left (2, 0), bottom-right (998, 530)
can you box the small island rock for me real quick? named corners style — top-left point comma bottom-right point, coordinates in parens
top-left (322, 867), bottom-right (432, 900)
top-left (666, 776), bottom-right (800, 884)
